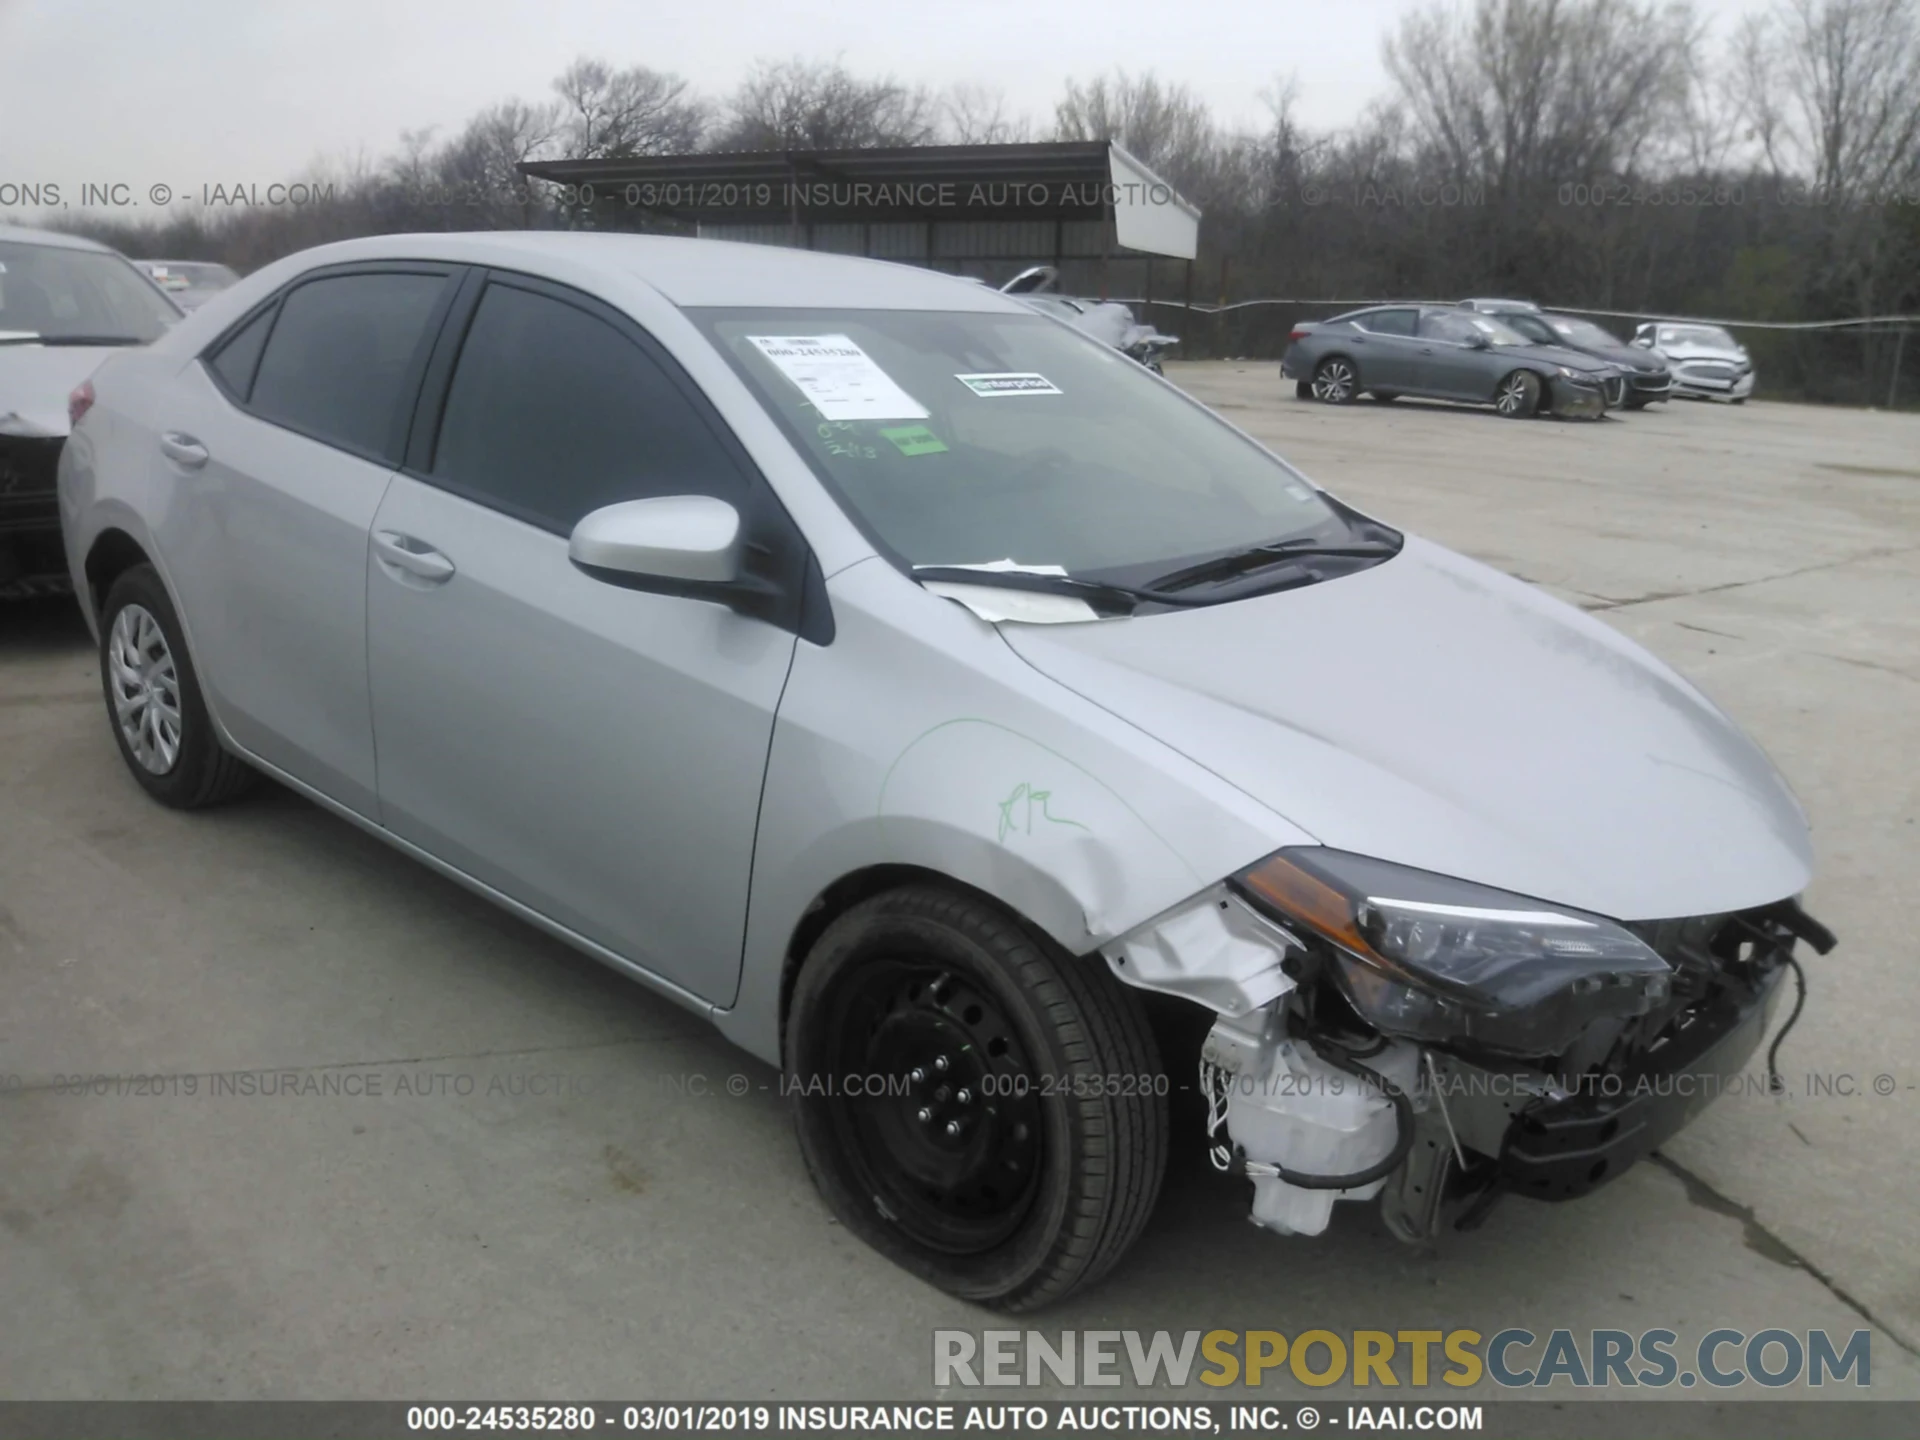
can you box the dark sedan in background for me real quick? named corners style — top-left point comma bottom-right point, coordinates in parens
top-left (1283, 305), bottom-right (1621, 418)
top-left (1460, 300), bottom-right (1672, 409)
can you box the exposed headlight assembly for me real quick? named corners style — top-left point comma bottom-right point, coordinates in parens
top-left (1234, 848), bottom-right (1672, 1057)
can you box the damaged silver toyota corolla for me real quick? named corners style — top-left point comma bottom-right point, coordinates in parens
top-left (61, 234), bottom-right (1833, 1313)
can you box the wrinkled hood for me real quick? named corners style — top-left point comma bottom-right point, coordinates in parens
top-left (1501, 342), bottom-right (1616, 375)
top-left (1002, 538), bottom-right (1812, 921)
top-left (1582, 341), bottom-right (1667, 374)
top-left (0, 345), bottom-right (114, 437)
top-left (1657, 338), bottom-right (1746, 364)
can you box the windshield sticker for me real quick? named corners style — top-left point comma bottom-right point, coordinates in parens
top-left (879, 424), bottom-right (949, 456)
top-left (955, 372), bottom-right (1062, 398)
top-left (747, 335), bottom-right (928, 421)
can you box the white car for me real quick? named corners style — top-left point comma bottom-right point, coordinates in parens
top-left (60, 233), bottom-right (1830, 1308)
top-left (0, 225), bottom-right (181, 596)
top-left (1633, 322), bottom-right (1755, 402)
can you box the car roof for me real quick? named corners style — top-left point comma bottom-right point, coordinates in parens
top-left (0, 224), bottom-right (121, 255)
top-left (247, 231), bottom-right (1024, 313)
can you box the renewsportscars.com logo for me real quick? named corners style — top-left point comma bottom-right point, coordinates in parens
top-left (932, 1328), bottom-right (1874, 1390)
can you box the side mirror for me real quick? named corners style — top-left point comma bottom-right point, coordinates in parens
top-left (569, 495), bottom-right (741, 585)
top-left (1464, 332), bottom-right (1490, 350)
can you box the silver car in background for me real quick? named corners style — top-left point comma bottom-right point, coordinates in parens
top-left (59, 233), bottom-right (1830, 1309)
top-left (1633, 321), bottom-right (1755, 402)
top-left (135, 259), bottom-right (242, 312)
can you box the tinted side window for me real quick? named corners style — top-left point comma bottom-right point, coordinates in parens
top-left (1356, 308), bottom-right (1417, 336)
top-left (208, 305), bottom-right (275, 401)
top-left (432, 282), bottom-right (744, 533)
top-left (248, 272), bottom-right (447, 460)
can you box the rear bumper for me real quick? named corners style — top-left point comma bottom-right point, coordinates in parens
top-left (0, 435), bottom-right (70, 598)
top-left (1498, 963), bottom-right (1785, 1202)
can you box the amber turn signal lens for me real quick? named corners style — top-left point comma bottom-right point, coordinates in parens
top-left (1236, 852), bottom-right (1374, 956)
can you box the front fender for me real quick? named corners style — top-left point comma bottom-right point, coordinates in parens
top-left (714, 558), bottom-right (1307, 1066)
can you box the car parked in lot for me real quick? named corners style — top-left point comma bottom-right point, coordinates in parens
top-left (0, 225), bottom-right (182, 597)
top-left (1633, 322), bottom-right (1755, 402)
top-left (135, 259), bottom-right (242, 312)
top-left (61, 233), bottom-right (1831, 1309)
top-left (1000, 266), bottom-right (1178, 374)
top-left (1284, 304), bottom-right (1621, 417)
top-left (1459, 300), bottom-right (1673, 409)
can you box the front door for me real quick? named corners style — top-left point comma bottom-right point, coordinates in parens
top-left (365, 275), bottom-right (797, 1002)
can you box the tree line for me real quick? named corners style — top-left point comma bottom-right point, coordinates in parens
top-left (54, 0), bottom-right (1920, 404)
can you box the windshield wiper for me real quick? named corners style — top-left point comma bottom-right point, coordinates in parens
top-left (1145, 537), bottom-right (1400, 594)
top-left (912, 566), bottom-right (1222, 615)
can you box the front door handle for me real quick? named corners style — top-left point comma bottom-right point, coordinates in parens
top-left (373, 530), bottom-right (456, 584)
top-left (159, 432), bottom-right (208, 468)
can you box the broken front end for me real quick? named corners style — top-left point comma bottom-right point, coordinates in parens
top-left (1109, 848), bottom-right (1836, 1243)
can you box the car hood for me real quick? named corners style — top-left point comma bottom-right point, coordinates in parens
top-left (1500, 342), bottom-right (1616, 374)
top-left (1585, 341), bottom-right (1667, 374)
top-left (0, 345), bottom-right (113, 437)
top-left (1001, 537), bottom-right (1812, 921)
top-left (1656, 340), bottom-right (1745, 364)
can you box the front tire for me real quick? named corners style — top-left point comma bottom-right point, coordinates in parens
top-left (787, 886), bottom-right (1167, 1311)
top-left (1494, 369), bottom-right (1542, 418)
top-left (1310, 357), bottom-right (1358, 404)
top-left (99, 564), bottom-right (254, 809)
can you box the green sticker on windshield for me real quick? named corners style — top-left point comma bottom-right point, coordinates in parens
top-left (880, 424), bottom-right (949, 456)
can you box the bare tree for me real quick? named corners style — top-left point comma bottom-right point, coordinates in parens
top-left (1053, 70), bottom-right (1218, 193)
top-left (716, 58), bottom-right (937, 150)
top-left (941, 84), bottom-right (1033, 144)
top-left (552, 57), bottom-right (707, 158)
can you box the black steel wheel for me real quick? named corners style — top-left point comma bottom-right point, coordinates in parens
top-left (787, 886), bottom-right (1167, 1310)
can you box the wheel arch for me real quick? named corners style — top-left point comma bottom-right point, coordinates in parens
top-left (84, 527), bottom-right (153, 618)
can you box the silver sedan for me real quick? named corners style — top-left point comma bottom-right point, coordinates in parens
top-left (60, 234), bottom-right (1827, 1308)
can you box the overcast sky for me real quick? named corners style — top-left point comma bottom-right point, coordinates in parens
top-left (3, 0), bottom-right (1773, 216)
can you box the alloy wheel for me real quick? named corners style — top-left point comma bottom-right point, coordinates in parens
top-left (108, 603), bottom-right (182, 774)
top-left (1311, 359), bottom-right (1356, 403)
top-left (1496, 373), bottom-right (1534, 416)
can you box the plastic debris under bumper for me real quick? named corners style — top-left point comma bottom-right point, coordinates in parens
top-left (1498, 962), bottom-right (1786, 1202)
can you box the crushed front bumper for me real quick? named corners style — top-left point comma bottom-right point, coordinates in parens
top-left (1546, 376), bottom-right (1607, 419)
top-left (1496, 961), bottom-right (1784, 1201)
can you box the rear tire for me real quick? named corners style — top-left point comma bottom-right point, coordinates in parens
top-left (1311, 357), bottom-right (1358, 404)
top-left (1494, 369), bottom-right (1542, 418)
top-left (787, 886), bottom-right (1167, 1311)
top-left (1624, 397), bottom-right (1650, 411)
top-left (98, 564), bottom-right (255, 809)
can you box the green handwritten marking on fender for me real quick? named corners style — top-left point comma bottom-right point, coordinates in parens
top-left (880, 424), bottom-right (948, 456)
top-left (996, 782), bottom-right (1091, 843)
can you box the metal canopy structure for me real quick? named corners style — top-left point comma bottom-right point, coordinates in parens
top-left (518, 140), bottom-right (1200, 294)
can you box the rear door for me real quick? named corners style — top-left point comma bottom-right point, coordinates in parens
top-left (160, 264), bottom-right (457, 816)
top-left (1347, 308), bottom-right (1421, 390)
top-left (364, 272), bottom-right (799, 1002)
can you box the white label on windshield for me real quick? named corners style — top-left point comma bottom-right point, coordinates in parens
top-left (955, 372), bottom-right (1061, 397)
top-left (746, 335), bottom-right (928, 421)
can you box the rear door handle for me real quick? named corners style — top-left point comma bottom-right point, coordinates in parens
top-left (159, 432), bottom-right (208, 468)
top-left (373, 530), bottom-right (456, 584)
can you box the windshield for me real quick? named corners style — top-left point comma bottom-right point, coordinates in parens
top-left (693, 307), bottom-right (1362, 580)
top-left (0, 240), bottom-right (179, 342)
top-left (1657, 325), bottom-right (1737, 349)
top-left (1548, 317), bottom-right (1622, 348)
top-left (1463, 314), bottom-right (1531, 346)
